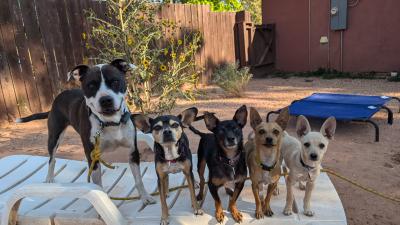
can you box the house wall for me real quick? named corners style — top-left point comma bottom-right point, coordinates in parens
top-left (262, 0), bottom-right (400, 72)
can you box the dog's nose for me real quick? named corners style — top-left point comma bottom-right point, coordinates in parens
top-left (99, 96), bottom-right (114, 108)
top-left (265, 137), bottom-right (273, 144)
top-left (310, 153), bottom-right (318, 161)
top-left (163, 130), bottom-right (172, 136)
top-left (227, 137), bottom-right (235, 143)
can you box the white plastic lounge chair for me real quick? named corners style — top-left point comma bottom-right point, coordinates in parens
top-left (0, 134), bottom-right (347, 225)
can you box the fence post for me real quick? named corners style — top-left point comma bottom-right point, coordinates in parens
top-left (234, 11), bottom-right (253, 67)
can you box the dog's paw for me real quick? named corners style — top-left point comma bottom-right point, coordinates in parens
top-left (141, 195), bottom-right (156, 205)
top-left (303, 209), bottom-right (314, 217)
top-left (283, 208), bottom-right (293, 216)
top-left (255, 209), bottom-right (264, 219)
top-left (45, 177), bottom-right (55, 183)
top-left (194, 181), bottom-right (200, 189)
top-left (194, 208), bottom-right (204, 215)
top-left (230, 207), bottom-right (243, 223)
top-left (215, 210), bottom-right (225, 223)
top-left (160, 218), bottom-right (169, 225)
top-left (263, 207), bottom-right (274, 217)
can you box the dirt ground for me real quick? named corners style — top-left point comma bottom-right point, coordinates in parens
top-left (1, 77), bottom-right (399, 225)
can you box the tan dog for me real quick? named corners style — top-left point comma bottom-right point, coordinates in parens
top-left (245, 107), bottom-right (289, 219)
top-left (281, 115), bottom-right (336, 217)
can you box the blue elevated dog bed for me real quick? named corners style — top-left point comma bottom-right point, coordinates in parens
top-left (267, 93), bottom-right (400, 142)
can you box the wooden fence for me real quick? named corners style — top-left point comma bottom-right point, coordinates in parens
top-left (0, 1), bottom-right (254, 124)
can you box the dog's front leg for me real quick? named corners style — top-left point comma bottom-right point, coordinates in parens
top-left (264, 182), bottom-right (277, 217)
top-left (229, 181), bottom-right (245, 223)
top-left (185, 170), bottom-right (204, 215)
top-left (158, 174), bottom-right (169, 225)
top-left (91, 163), bottom-right (103, 187)
top-left (283, 175), bottom-right (295, 215)
top-left (303, 181), bottom-right (315, 216)
top-left (129, 161), bottom-right (156, 205)
top-left (208, 182), bottom-right (224, 223)
top-left (251, 181), bottom-right (263, 219)
top-left (129, 149), bottom-right (156, 205)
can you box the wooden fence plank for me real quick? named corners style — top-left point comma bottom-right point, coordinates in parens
top-left (35, 0), bottom-right (61, 97)
top-left (0, 4), bottom-right (17, 121)
top-left (19, 0), bottom-right (54, 110)
top-left (8, 0), bottom-right (42, 113)
top-left (55, 0), bottom-right (75, 71)
top-left (0, 0), bottom-right (28, 119)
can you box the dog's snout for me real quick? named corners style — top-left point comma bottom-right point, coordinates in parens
top-left (99, 96), bottom-right (114, 108)
top-left (163, 130), bottom-right (172, 136)
top-left (310, 153), bottom-right (318, 161)
top-left (265, 137), bottom-right (273, 144)
top-left (227, 137), bottom-right (235, 143)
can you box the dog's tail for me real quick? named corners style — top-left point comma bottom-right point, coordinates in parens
top-left (188, 125), bottom-right (206, 138)
top-left (16, 112), bottom-right (49, 123)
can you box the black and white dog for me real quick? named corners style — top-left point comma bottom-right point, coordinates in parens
top-left (16, 59), bottom-right (156, 205)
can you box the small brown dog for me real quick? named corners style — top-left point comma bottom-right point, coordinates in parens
top-left (245, 107), bottom-right (289, 219)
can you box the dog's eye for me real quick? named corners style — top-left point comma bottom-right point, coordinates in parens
top-left (111, 80), bottom-right (119, 89)
top-left (153, 125), bottom-right (162, 131)
top-left (304, 142), bottom-right (310, 148)
top-left (171, 123), bottom-right (179, 128)
top-left (258, 129), bottom-right (266, 135)
top-left (273, 129), bottom-right (280, 136)
top-left (319, 143), bottom-right (325, 149)
top-left (87, 82), bottom-right (97, 90)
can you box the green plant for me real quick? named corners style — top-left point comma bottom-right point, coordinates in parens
top-left (388, 74), bottom-right (400, 82)
top-left (85, 0), bottom-right (202, 114)
top-left (212, 62), bottom-right (252, 97)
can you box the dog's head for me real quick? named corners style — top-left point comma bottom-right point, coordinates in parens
top-left (296, 116), bottom-right (336, 167)
top-left (250, 107), bottom-right (289, 158)
top-left (203, 105), bottom-right (247, 157)
top-left (133, 107), bottom-right (198, 160)
top-left (67, 59), bottom-right (131, 123)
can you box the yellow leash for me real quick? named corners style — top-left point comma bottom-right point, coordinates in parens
top-left (87, 128), bottom-right (115, 183)
top-left (320, 168), bottom-right (400, 203)
top-left (108, 169), bottom-right (400, 203)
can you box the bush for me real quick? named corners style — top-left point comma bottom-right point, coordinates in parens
top-left (212, 62), bottom-right (252, 97)
top-left (85, 0), bottom-right (202, 114)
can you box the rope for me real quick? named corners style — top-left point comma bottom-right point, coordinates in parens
top-left (108, 169), bottom-right (400, 203)
top-left (321, 168), bottom-right (400, 203)
top-left (87, 130), bottom-right (115, 182)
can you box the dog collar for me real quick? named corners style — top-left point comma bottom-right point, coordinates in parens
top-left (92, 110), bottom-right (131, 128)
top-left (260, 161), bottom-right (277, 171)
top-left (219, 152), bottom-right (241, 167)
top-left (300, 155), bottom-right (315, 170)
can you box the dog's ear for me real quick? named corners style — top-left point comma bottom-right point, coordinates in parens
top-left (110, 59), bottom-right (131, 73)
top-left (296, 115), bottom-right (311, 138)
top-left (178, 107), bottom-right (198, 127)
top-left (233, 105), bottom-right (248, 128)
top-left (250, 107), bottom-right (262, 130)
top-left (320, 116), bottom-right (336, 140)
top-left (204, 112), bottom-right (219, 131)
top-left (275, 107), bottom-right (290, 130)
top-left (131, 114), bottom-right (153, 133)
top-left (67, 65), bottom-right (89, 82)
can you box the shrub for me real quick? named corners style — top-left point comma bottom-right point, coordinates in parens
top-left (212, 62), bottom-right (252, 97)
top-left (85, 0), bottom-right (202, 114)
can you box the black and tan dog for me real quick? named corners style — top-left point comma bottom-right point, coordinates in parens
top-left (190, 105), bottom-right (248, 223)
top-left (245, 107), bottom-right (289, 219)
top-left (134, 108), bottom-right (203, 225)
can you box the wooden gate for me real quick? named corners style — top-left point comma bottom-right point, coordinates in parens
top-left (249, 24), bottom-right (276, 77)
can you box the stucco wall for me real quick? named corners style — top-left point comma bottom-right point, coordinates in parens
top-left (262, 0), bottom-right (400, 72)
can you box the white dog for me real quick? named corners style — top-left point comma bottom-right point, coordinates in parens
top-left (281, 115), bottom-right (336, 216)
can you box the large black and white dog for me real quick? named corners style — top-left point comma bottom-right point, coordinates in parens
top-left (16, 59), bottom-right (155, 205)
